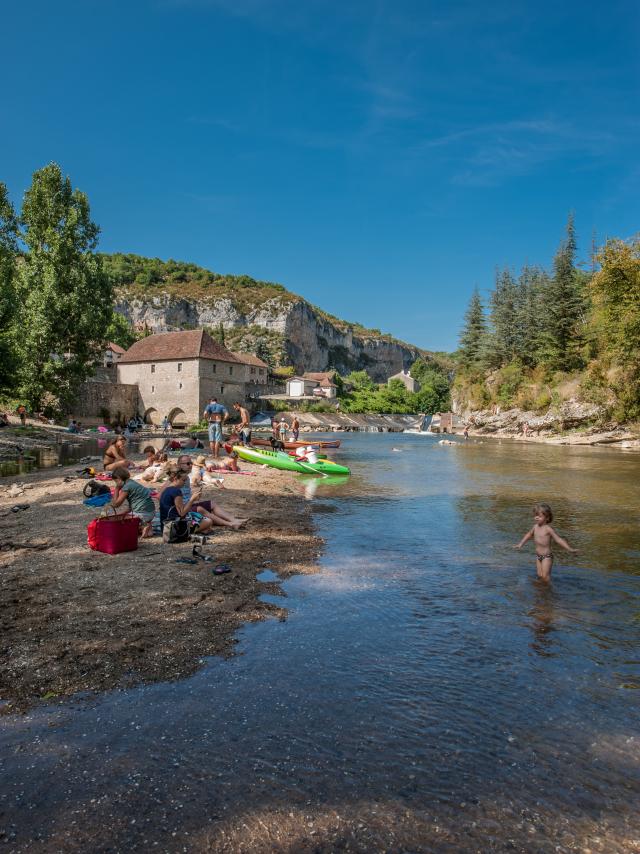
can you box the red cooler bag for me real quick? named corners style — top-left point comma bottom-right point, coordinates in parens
top-left (87, 511), bottom-right (139, 555)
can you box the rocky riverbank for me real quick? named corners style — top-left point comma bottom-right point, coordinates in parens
top-left (0, 450), bottom-right (321, 712)
top-left (463, 400), bottom-right (640, 449)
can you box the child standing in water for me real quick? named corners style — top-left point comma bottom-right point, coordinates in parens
top-left (514, 503), bottom-right (578, 582)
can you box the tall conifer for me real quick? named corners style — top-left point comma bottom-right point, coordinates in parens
top-left (540, 214), bottom-right (584, 371)
top-left (459, 288), bottom-right (487, 369)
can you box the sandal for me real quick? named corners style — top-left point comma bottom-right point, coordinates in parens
top-left (212, 563), bottom-right (231, 575)
top-left (175, 557), bottom-right (198, 565)
top-left (11, 504), bottom-right (30, 513)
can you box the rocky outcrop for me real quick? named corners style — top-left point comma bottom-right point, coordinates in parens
top-left (114, 293), bottom-right (425, 382)
top-left (466, 400), bottom-right (606, 435)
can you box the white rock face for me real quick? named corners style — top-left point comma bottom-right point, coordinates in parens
top-left (115, 295), bottom-right (424, 381)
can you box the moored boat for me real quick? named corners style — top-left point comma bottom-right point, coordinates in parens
top-left (252, 437), bottom-right (341, 450)
top-left (233, 445), bottom-right (350, 475)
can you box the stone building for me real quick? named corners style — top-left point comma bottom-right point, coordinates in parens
top-left (387, 369), bottom-right (421, 393)
top-left (228, 351), bottom-right (269, 386)
top-left (117, 330), bottom-right (266, 426)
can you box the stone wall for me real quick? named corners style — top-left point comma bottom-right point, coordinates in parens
top-left (73, 381), bottom-right (139, 424)
top-left (117, 358), bottom-right (250, 426)
top-left (118, 358), bottom-right (201, 426)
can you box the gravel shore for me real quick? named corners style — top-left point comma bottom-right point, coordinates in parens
top-left (0, 449), bottom-right (321, 711)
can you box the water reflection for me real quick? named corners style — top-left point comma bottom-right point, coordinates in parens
top-left (528, 581), bottom-right (557, 657)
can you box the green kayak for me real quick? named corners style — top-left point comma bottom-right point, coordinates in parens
top-left (233, 445), bottom-right (350, 475)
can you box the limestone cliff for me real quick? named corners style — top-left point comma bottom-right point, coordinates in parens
top-left (108, 254), bottom-right (427, 381)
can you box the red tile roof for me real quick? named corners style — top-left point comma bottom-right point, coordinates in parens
top-left (303, 371), bottom-right (337, 383)
top-left (229, 351), bottom-right (269, 369)
top-left (106, 341), bottom-right (126, 354)
top-left (119, 330), bottom-right (240, 364)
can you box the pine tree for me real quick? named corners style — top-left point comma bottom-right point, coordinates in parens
top-left (484, 268), bottom-right (518, 368)
top-left (540, 214), bottom-right (584, 371)
top-left (215, 321), bottom-right (226, 347)
top-left (0, 182), bottom-right (19, 394)
top-left (514, 265), bottom-right (548, 366)
top-left (458, 288), bottom-right (487, 369)
top-left (16, 163), bottom-right (114, 410)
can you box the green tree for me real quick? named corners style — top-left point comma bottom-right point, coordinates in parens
top-left (16, 163), bottom-right (114, 410)
top-left (514, 265), bottom-right (549, 367)
top-left (458, 288), bottom-right (487, 369)
top-left (254, 337), bottom-right (272, 367)
top-left (215, 321), bottom-right (226, 346)
top-left (485, 269), bottom-right (518, 369)
top-left (413, 373), bottom-right (451, 413)
top-left (343, 370), bottom-right (376, 391)
top-left (539, 213), bottom-right (584, 371)
top-left (590, 237), bottom-right (640, 416)
top-left (105, 311), bottom-right (137, 350)
top-left (0, 182), bottom-right (19, 394)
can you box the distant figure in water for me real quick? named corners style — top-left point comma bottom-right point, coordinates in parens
top-left (513, 503), bottom-right (578, 582)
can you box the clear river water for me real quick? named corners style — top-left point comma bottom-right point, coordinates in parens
top-left (1, 433), bottom-right (639, 852)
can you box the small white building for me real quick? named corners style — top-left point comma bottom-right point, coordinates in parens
top-left (286, 376), bottom-right (318, 398)
top-left (303, 372), bottom-right (338, 399)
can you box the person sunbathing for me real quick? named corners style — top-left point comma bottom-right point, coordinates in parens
top-left (102, 436), bottom-right (135, 471)
top-left (140, 451), bottom-right (169, 483)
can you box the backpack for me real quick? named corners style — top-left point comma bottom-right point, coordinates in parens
top-left (83, 480), bottom-right (111, 498)
top-left (162, 517), bottom-right (190, 544)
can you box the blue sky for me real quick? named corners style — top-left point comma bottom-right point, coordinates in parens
top-left (2, 0), bottom-right (639, 351)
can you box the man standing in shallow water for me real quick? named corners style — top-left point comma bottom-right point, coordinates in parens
top-left (203, 397), bottom-right (228, 458)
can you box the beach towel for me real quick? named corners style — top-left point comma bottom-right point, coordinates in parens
top-left (83, 492), bottom-right (113, 508)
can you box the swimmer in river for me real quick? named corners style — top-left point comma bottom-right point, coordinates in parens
top-left (513, 502), bottom-right (578, 582)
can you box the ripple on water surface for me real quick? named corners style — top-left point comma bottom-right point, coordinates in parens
top-left (1, 433), bottom-right (639, 852)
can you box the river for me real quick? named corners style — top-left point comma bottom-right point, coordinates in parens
top-left (1, 433), bottom-right (639, 852)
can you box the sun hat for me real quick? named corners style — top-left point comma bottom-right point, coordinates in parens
top-left (195, 455), bottom-right (206, 465)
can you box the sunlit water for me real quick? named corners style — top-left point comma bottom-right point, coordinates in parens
top-left (1, 434), bottom-right (639, 852)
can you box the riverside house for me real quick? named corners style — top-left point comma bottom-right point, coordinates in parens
top-left (116, 329), bottom-right (268, 426)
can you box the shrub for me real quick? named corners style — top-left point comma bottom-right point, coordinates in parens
top-left (579, 362), bottom-right (610, 407)
top-left (496, 360), bottom-right (525, 406)
top-left (533, 389), bottom-right (552, 412)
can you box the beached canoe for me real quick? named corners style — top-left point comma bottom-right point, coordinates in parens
top-left (232, 445), bottom-right (350, 475)
top-left (252, 437), bottom-right (341, 450)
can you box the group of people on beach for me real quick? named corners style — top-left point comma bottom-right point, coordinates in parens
top-left (102, 438), bottom-right (247, 539)
top-left (99, 396), bottom-right (255, 540)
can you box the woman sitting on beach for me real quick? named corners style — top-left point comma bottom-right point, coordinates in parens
top-left (159, 470), bottom-right (215, 535)
top-left (110, 466), bottom-right (156, 538)
top-left (103, 436), bottom-right (135, 471)
top-left (161, 459), bottom-right (247, 529)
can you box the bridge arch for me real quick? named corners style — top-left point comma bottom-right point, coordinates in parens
top-left (168, 407), bottom-right (187, 428)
